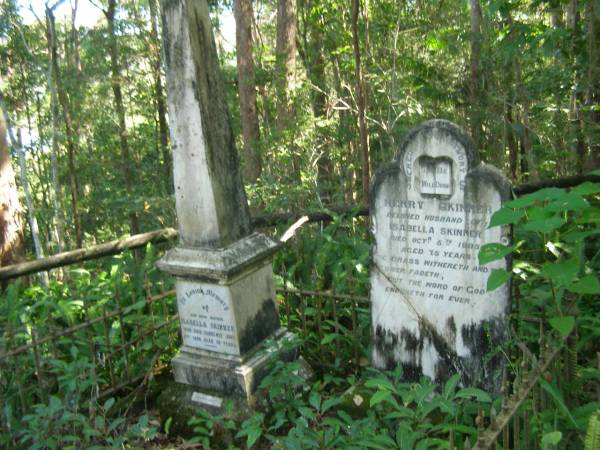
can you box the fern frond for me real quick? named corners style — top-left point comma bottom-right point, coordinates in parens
top-left (585, 410), bottom-right (600, 450)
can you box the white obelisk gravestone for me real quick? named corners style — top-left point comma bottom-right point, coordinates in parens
top-left (157, 0), bottom-right (294, 405)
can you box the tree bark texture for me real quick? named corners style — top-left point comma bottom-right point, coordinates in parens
top-left (469, 0), bottom-right (483, 150)
top-left (303, 1), bottom-right (332, 201)
top-left (0, 110), bottom-right (23, 268)
top-left (106, 0), bottom-right (140, 236)
top-left (234, 0), bottom-right (262, 183)
top-left (149, 0), bottom-right (172, 194)
top-left (275, 0), bottom-right (297, 128)
top-left (160, 0), bottom-right (251, 248)
top-left (0, 228), bottom-right (177, 281)
top-left (351, 0), bottom-right (370, 204)
top-left (567, 0), bottom-right (586, 173)
top-left (585, 0), bottom-right (599, 169)
top-left (505, 11), bottom-right (537, 180)
top-left (47, 7), bottom-right (83, 247)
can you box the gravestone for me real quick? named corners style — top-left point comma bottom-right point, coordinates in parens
top-left (156, 0), bottom-right (300, 408)
top-left (370, 120), bottom-right (511, 392)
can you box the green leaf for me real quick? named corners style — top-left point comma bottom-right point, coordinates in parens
top-left (542, 259), bottom-right (579, 287)
top-left (530, 187), bottom-right (566, 201)
top-left (320, 333), bottom-right (337, 345)
top-left (246, 426), bottom-right (262, 448)
top-left (589, 169), bottom-right (600, 176)
top-left (479, 243), bottom-right (514, 265)
top-left (487, 268), bottom-right (511, 291)
top-left (308, 392), bottom-right (321, 411)
top-left (523, 216), bottom-right (565, 233)
top-left (568, 276), bottom-right (600, 294)
top-left (364, 376), bottom-right (396, 392)
top-left (571, 182), bottom-right (600, 196)
top-left (298, 406), bottom-right (317, 421)
top-left (443, 373), bottom-right (460, 399)
top-left (103, 398), bottom-right (115, 412)
top-left (321, 397), bottom-right (342, 413)
top-left (541, 431), bottom-right (562, 449)
top-left (504, 194), bottom-right (537, 209)
top-left (488, 208), bottom-right (525, 228)
top-left (546, 193), bottom-right (589, 212)
top-left (548, 316), bottom-right (575, 338)
top-left (455, 387), bottom-right (492, 403)
top-left (370, 389), bottom-right (391, 407)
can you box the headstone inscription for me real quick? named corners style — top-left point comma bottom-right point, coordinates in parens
top-left (369, 120), bottom-right (511, 392)
top-left (157, 0), bottom-right (298, 406)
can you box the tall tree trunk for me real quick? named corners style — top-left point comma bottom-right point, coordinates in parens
top-left (506, 103), bottom-right (519, 180)
top-left (0, 99), bottom-right (48, 286)
top-left (351, 0), bottom-right (370, 204)
top-left (45, 52), bottom-right (66, 253)
top-left (302, 0), bottom-right (332, 201)
top-left (46, 7), bottom-right (83, 248)
top-left (585, 0), bottom-right (599, 170)
top-left (105, 0), bottom-right (140, 236)
top-left (275, 0), bottom-right (297, 124)
top-left (469, 0), bottom-right (483, 150)
top-left (550, 0), bottom-right (566, 173)
top-left (567, 0), bottom-right (586, 173)
top-left (234, 0), bottom-right (262, 183)
top-left (505, 11), bottom-right (537, 180)
top-left (149, 0), bottom-right (172, 194)
top-left (0, 109), bottom-right (23, 270)
top-left (275, 0), bottom-right (298, 178)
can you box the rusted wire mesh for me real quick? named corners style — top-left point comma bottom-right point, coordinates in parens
top-left (0, 277), bottom-right (179, 438)
top-left (1, 277), bottom-right (568, 449)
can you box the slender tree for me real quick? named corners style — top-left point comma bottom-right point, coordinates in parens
top-left (351, 0), bottom-right (370, 203)
top-left (301, 0), bottom-right (332, 201)
top-left (0, 109), bottom-right (23, 269)
top-left (275, 0), bottom-right (297, 125)
top-left (585, 0), bottom-right (599, 169)
top-left (275, 0), bottom-right (299, 179)
top-left (47, 6), bottom-right (83, 247)
top-left (469, 0), bottom-right (483, 149)
top-left (148, 0), bottom-right (172, 194)
top-left (567, 0), bottom-right (586, 173)
top-left (234, 0), bottom-right (262, 183)
top-left (105, 0), bottom-right (140, 236)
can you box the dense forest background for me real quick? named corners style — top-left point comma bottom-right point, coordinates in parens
top-left (0, 0), bottom-right (598, 258)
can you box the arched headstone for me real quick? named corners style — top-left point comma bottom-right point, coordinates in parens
top-left (370, 120), bottom-right (511, 392)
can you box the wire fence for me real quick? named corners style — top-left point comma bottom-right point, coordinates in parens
top-left (0, 271), bottom-right (571, 450)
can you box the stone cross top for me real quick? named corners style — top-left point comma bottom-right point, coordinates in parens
top-left (161, 0), bottom-right (250, 248)
top-left (157, 0), bottom-right (300, 408)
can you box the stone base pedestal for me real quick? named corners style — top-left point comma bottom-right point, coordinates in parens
top-left (172, 329), bottom-right (298, 401)
top-left (157, 232), bottom-right (311, 410)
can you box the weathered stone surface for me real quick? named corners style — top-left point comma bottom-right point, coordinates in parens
top-left (161, 0), bottom-right (250, 249)
top-left (158, 0), bottom-right (308, 412)
top-left (157, 233), bottom-right (280, 281)
top-left (369, 120), bottom-right (511, 393)
top-left (171, 330), bottom-right (304, 399)
top-left (172, 263), bottom-right (280, 356)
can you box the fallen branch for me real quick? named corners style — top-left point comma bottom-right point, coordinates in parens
top-left (0, 228), bottom-right (178, 281)
top-left (513, 173), bottom-right (600, 195)
top-left (1, 173), bottom-right (596, 281)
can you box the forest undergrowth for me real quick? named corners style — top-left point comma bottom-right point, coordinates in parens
top-left (0, 175), bottom-right (599, 449)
